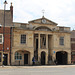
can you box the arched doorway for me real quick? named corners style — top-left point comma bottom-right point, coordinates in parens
top-left (15, 50), bottom-right (30, 65)
top-left (41, 51), bottom-right (46, 65)
top-left (56, 51), bottom-right (67, 65)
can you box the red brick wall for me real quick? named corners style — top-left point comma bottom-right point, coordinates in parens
top-left (71, 43), bottom-right (75, 50)
top-left (71, 38), bottom-right (75, 41)
top-left (0, 27), bottom-right (11, 51)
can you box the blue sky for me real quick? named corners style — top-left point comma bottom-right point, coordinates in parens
top-left (0, 0), bottom-right (75, 30)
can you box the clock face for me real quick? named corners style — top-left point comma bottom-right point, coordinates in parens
top-left (42, 19), bottom-right (46, 23)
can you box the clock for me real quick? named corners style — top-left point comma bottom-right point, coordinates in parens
top-left (42, 19), bottom-right (46, 23)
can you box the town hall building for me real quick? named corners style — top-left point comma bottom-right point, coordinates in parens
top-left (11, 16), bottom-right (71, 65)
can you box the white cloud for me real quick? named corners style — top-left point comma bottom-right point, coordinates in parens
top-left (0, 0), bottom-right (75, 30)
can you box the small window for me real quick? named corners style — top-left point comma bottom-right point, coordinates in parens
top-left (59, 37), bottom-right (64, 45)
top-left (15, 52), bottom-right (22, 60)
top-left (0, 34), bottom-right (3, 44)
top-left (0, 53), bottom-right (1, 62)
top-left (21, 34), bottom-right (26, 44)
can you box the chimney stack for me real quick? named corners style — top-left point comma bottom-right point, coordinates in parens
top-left (10, 2), bottom-right (13, 21)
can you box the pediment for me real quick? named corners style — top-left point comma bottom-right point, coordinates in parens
top-left (29, 16), bottom-right (58, 25)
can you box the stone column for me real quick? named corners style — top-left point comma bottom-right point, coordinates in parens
top-left (46, 34), bottom-right (48, 49)
top-left (46, 52), bottom-right (48, 65)
top-left (38, 52), bottom-right (41, 64)
top-left (52, 51), bottom-right (56, 61)
top-left (11, 51), bottom-right (15, 65)
top-left (38, 34), bottom-right (41, 64)
top-left (38, 34), bottom-right (40, 49)
top-left (30, 52), bottom-right (34, 65)
top-left (68, 51), bottom-right (71, 64)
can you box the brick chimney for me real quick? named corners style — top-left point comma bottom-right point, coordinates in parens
top-left (10, 2), bottom-right (13, 21)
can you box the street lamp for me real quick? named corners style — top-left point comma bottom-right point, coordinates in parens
top-left (3, 0), bottom-right (8, 66)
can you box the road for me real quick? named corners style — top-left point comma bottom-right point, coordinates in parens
top-left (0, 65), bottom-right (75, 75)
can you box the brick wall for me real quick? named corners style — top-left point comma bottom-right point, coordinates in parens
top-left (71, 43), bottom-right (75, 50)
top-left (0, 27), bottom-right (11, 51)
top-left (71, 38), bottom-right (75, 41)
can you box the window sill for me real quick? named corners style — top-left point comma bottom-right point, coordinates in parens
top-left (20, 43), bottom-right (26, 44)
top-left (60, 45), bottom-right (64, 46)
top-left (0, 43), bottom-right (3, 44)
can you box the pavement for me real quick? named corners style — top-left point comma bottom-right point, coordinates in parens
top-left (0, 65), bottom-right (75, 69)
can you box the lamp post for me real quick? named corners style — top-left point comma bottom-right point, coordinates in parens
top-left (3, 0), bottom-right (8, 66)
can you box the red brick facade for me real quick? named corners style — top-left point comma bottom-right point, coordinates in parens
top-left (71, 38), bottom-right (75, 41)
top-left (0, 27), bottom-right (11, 65)
top-left (71, 43), bottom-right (75, 50)
top-left (0, 27), bottom-right (11, 51)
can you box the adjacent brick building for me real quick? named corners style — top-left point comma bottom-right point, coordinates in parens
top-left (0, 3), bottom-right (13, 65)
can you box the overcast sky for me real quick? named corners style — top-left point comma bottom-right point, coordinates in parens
top-left (0, 0), bottom-right (75, 30)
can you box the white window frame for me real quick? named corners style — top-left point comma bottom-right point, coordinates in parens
top-left (59, 37), bottom-right (64, 45)
top-left (15, 52), bottom-right (22, 60)
top-left (0, 34), bottom-right (3, 44)
top-left (20, 34), bottom-right (26, 44)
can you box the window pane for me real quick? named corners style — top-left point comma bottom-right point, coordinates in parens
top-left (0, 35), bottom-right (2, 38)
top-left (15, 52), bottom-right (22, 60)
top-left (60, 37), bottom-right (64, 45)
top-left (18, 56), bottom-right (20, 59)
top-left (20, 56), bottom-right (22, 59)
top-left (21, 35), bottom-right (26, 44)
top-left (17, 56), bottom-right (18, 59)
top-left (15, 52), bottom-right (17, 56)
top-left (0, 39), bottom-right (2, 42)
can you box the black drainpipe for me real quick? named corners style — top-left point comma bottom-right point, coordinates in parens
top-left (10, 27), bottom-right (12, 65)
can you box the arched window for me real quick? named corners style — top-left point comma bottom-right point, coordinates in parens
top-left (15, 52), bottom-right (22, 60)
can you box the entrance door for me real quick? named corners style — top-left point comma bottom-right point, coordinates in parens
top-left (3, 54), bottom-right (8, 65)
top-left (41, 52), bottom-right (45, 65)
top-left (56, 51), bottom-right (67, 65)
top-left (24, 54), bottom-right (28, 65)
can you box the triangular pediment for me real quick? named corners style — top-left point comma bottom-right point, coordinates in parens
top-left (29, 16), bottom-right (58, 25)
